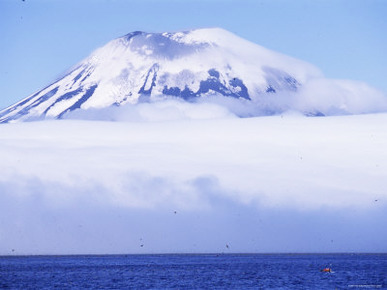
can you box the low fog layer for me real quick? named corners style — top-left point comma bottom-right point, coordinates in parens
top-left (1, 113), bottom-right (386, 254)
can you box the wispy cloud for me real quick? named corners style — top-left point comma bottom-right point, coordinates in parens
top-left (61, 77), bottom-right (387, 122)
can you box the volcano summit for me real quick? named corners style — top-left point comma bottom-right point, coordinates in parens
top-left (0, 28), bottom-right (385, 123)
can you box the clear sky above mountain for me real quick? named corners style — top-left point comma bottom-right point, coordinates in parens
top-left (0, 0), bottom-right (386, 110)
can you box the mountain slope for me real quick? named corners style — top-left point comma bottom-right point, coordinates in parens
top-left (0, 28), bottom-right (324, 123)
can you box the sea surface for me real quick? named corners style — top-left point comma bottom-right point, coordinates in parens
top-left (0, 254), bottom-right (385, 289)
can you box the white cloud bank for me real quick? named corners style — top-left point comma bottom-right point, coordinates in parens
top-left (1, 114), bottom-right (387, 254)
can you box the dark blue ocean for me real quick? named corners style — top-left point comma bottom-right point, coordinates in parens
top-left (0, 254), bottom-right (385, 289)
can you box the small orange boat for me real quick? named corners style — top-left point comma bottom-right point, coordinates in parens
top-left (321, 268), bottom-right (332, 273)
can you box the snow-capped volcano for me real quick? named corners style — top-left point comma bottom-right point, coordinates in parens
top-left (0, 28), bottom-right (326, 123)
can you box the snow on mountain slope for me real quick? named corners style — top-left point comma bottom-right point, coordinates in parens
top-left (1, 28), bottom-right (386, 124)
top-left (0, 28), bottom-right (324, 123)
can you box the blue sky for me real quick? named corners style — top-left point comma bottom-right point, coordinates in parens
top-left (0, 0), bottom-right (386, 110)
